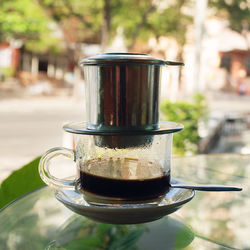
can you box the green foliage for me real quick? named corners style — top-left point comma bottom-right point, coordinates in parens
top-left (111, 0), bottom-right (191, 48)
top-left (0, 157), bottom-right (45, 209)
top-left (0, 0), bottom-right (63, 53)
top-left (0, 66), bottom-right (16, 77)
top-left (37, 0), bottom-right (104, 43)
top-left (147, 1), bottom-right (192, 46)
top-left (1, 0), bottom-right (192, 55)
top-left (61, 226), bottom-right (144, 250)
top-left (51, 215), bottom-right (146, 249)
top-left (108, 228), bottom-right (145, 250)
top-left (61, 237), bottom-right (102, 250)
top-left (161, 94), bottom-right (207, 155)
top-left (25, 35), bottom-right (63, 54)
top-left (0, 0), bottom-right (46, 39)
top-left (2, 0), bottom-right (248, 56)
top-left (209, 0), bottom-right (250, 32)
top-left (175, 225), bottom-right (195, 249)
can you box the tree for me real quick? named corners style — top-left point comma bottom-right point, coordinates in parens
top-left (110, 0), bottom-right (191, 57)
top-left (210, 0), bottom-right (250, 38)
top-left (36, 0), bottom-right (191, 55)
top-left (1, 0), bottom-right (191, 73)
top-left (0, 0), bottom-right (62, 53)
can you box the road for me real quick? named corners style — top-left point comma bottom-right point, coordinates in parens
top-left (0, 96), bottom-right (84, 182)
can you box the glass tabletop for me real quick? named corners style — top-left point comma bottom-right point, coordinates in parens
top-left (0, 154), bottom-right (249, 250)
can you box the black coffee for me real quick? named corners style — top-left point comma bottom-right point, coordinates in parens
top-left (79, 171), bottom-right (170, 201)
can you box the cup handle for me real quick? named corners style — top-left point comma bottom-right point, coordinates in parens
top-left (39, 147), bottom-right (76, 190)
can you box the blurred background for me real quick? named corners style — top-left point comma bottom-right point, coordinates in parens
top-left (0, 0), bottom-right (250, 181)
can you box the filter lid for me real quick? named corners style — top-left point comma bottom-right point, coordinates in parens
top-left (80, 53), bottom-right (184, 66)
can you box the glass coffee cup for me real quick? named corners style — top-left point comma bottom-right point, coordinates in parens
top-left (39, 123), bottom-right (180, 205)
top-left (39, 53), bottom-right (184, 205)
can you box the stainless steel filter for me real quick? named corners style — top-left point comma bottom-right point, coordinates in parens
top-left (77, 53), bottom-right (184, 148)
top-left (81, 53), bottom-right (183, 132)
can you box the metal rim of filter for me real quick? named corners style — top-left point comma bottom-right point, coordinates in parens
top-left (63, 121), bottom-right (184, 135)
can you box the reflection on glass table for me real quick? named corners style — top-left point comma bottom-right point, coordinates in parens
top-left (0, 154), bottom-right (249, 249)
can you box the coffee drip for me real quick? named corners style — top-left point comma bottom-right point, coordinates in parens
top-left (63, 53), bottom-right (185, 201)
top-left (64, 53), bottom-right (184, 148)
top-left (40, 53), bottom-right (185, 204)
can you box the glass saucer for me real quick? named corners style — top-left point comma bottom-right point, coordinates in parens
top-left (54, 179), bottom-right (195, 224)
